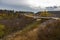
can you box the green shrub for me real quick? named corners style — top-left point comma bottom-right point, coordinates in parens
top-left (0, 16), bottom-right (3, 19)
top-left (0, 24), bottom-right (5, 38)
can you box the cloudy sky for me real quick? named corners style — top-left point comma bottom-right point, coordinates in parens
top-left (0, 0), bottom-right (60, 12)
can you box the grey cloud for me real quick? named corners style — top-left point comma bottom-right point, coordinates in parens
top-left (0, 3), bottom-right (40, 12)
top-left (0, 0), bottom-right (42, 12)
top-left (0, 0), bottom-right (60, 12)
top-left (1, 0), bottom-right (28, 5)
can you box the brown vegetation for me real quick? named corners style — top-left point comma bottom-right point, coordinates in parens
top-left (38, 20), bottom-right (60, 40)
top-left (0, 10), bottom-right (35, 38)
top-left (0, 10), bottom-right (60, 40)
top-left (2, 20), bottom-right (60, 40)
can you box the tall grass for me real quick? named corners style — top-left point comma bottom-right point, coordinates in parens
top-left (0, 24), bottom-right (5, 38)
top-left (19, 20), bottom-right (41, 35)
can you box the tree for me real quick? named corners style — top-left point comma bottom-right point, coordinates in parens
top-left (40, 11), bottom-right (52, 17)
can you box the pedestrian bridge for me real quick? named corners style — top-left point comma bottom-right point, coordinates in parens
top-left (24, 14), bottom-right (60, 20)
top-left (33, 16), bottom-right (60, 20)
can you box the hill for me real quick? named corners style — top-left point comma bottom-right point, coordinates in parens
top-left (35, 11), bottom-right (60, 17)
top-left (2, 19), bottom-right (60, 40)
top-left (48, 11), bottom-right (60, 17)
top-left (0, 10), bottom-right (60, 40)
top-left (0, 10), bottom-right (36, 38)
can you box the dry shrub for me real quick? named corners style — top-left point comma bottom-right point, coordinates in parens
top-left (38, 20), bottom-right (60, 40)
top-left (3, 19), bottom-right (60, 40)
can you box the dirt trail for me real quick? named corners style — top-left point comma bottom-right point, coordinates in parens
top-left (2, 20), bottom-right (40, 40)
top-left (2, 26), bottom-right (39, 40)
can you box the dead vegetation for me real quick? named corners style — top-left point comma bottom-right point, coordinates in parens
top-left (38, 20), bottom-right (60, 40)
top-left (2, 20), bottom-right (60, 40)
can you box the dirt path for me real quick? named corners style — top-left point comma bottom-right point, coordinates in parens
top-left (2, 19), bottom-right (58, 40)
top-left (2, 20), bottom-right (40, 40)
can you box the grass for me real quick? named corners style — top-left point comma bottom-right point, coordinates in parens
top-left (2, 20), bottom-right (41, 40)
top-left (0, 24), bottom-right (5, 38)
top-left (2, 19), bottom-right (47, 40)
top-left (19, 20), bottom-right (41, 35)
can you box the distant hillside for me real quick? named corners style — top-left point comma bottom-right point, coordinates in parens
top-left (35, 11), bottom-right (60, 17)
top-left (48, 11), bottom-right (60, 17)
top-left (0, 10), bottom-right (34, 15)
